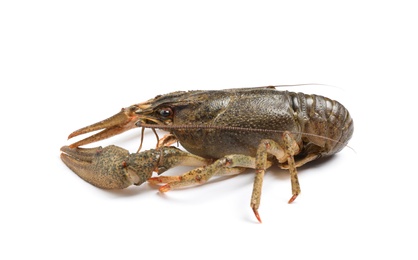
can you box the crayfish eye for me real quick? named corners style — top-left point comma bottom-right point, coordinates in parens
top-left (159, 107), bottom-right (173, 117)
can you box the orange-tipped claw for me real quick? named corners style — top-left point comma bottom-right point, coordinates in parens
top-left (68, 105), bottom-right (140, 148)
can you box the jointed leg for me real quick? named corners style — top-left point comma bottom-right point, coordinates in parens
top-left (149, 131), bottom-right (302, 223)
top-left (149, 154), bottom-right (270, 191)
top-left (283, 132), bottom-right (301, 204)
top-left (251, 132), bottom-right (301, 222)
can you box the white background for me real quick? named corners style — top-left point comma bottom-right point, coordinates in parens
top-left (1, 1), bottom-right (417, 259)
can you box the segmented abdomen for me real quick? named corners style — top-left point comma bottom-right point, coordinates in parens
top-left (288, 92), bottom-right (354, 156)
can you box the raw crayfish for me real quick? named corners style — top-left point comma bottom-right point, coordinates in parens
top-left (60, 86), bottom-right (354, 222)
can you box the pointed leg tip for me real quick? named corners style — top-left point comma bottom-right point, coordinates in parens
top-left (252, 208), bottom-right (262, 223)
top-left (288, 194), bottom-right (298, 204)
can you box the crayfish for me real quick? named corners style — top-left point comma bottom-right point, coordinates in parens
top-left (61, 86), bottom-right (354, 222)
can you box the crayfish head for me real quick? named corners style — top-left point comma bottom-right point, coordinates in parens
top-left (132, 90), bottom-right (206, 129)
top-left (66, 90), bottom-right (204, 148)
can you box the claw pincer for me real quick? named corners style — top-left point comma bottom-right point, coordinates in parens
top-left (61, 145), bottom-right (209, 190)
top-left (60, 145), bottom-right (153, 189)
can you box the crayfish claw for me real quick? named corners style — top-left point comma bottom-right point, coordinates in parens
top-left (61, 145), bottom-right (210, 191)
top-left (60, 145), bottom-right (149, 189)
